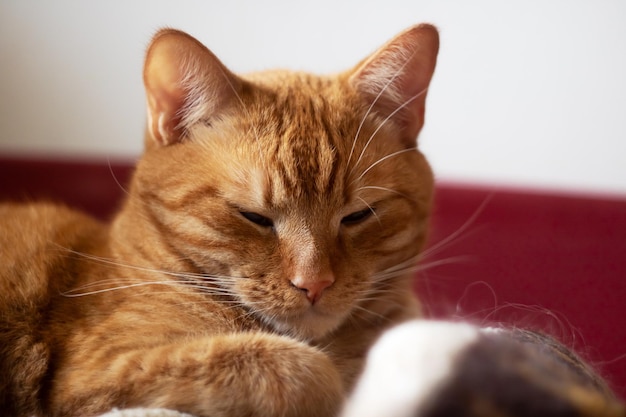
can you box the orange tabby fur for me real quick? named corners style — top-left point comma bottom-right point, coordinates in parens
top-left (0, 25), bottom-right (439, 416)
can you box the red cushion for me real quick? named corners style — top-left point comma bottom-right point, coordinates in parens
top-left (418, 184), bottom-right (626, 397)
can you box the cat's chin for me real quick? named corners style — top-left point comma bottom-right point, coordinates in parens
top-left (266, 308), bottom-right (346, 342)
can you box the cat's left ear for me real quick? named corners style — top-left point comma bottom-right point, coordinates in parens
top-left (349, 24), bottom-right (439, 146)
top-left (143, 29), bottom-right (242, 146)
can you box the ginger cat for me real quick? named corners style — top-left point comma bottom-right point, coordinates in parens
top-left (0, 25), bottom-right (438, 416)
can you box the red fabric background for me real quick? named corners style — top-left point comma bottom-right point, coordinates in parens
top-left (1, 156), bottom-right (625, 399)
top-left (420, 184), bottom-right (626, 398)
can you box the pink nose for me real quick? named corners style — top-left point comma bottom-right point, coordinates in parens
top-left (291, 277), bottom-right (334, 304)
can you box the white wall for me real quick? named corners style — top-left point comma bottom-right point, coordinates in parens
top-left (1, 1), bottom-right (625, 195)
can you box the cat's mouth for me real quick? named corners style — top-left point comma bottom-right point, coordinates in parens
top-left (259, 304), bottom-right (348, 342)
top-left (232, 275), bottom-right (353, 341)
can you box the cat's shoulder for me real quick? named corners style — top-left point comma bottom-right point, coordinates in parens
top-left (0, 202), bottom-right (105, 281)
top-left (1, 200), bottom-right (103, 236)
top-left (0, 201), bottom-right (103, 231)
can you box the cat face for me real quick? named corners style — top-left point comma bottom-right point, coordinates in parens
top-left (131, 26), bottom-right (438, 341)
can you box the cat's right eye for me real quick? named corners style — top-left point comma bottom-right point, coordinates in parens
top-left (240, 211), bottom-right (274, 228)
top-left (341, 208), bottom-right (374, 226)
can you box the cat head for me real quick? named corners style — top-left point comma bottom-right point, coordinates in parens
top-left (129, 25), bottom-right (439, 341)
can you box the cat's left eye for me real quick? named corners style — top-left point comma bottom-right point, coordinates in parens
top-left (341, 208), bottom-right (374, 225)
top-left (240, 211), bottom-right (274, 228)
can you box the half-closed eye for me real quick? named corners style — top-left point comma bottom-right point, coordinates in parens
top-left (240, 211), bottom-right (274, 228)
top-left (341, 208), bottom-right (374, 226)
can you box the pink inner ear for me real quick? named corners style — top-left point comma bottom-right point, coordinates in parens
top-left (143, 30), bottom-right (194, 146)
top-left (143, 29), bottom-right (242, 147)
top-left (350, 24), bottom-right (439, 144)
top-left (144, 72), bottom-right (186, 147)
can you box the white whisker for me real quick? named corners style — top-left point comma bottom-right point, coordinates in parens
top-left (348, 45), bottom-right (421, 170)
top-left (356, 185), bottom-right (410, 200)
top-left (420, 194), bottom-right (494, 261)
top-left (352, 147), bottom-right (417, 185)
top-left (356, 197), bottom-right (382, 226)
top-left (62, 280), bottom-right (183, 297)
top-left (373, 255), bottom-right (473, 282)
top-left (350, 86), bottom-right (428, 178)
top-left (350, 304), bottom-right (391, 324)
top-left (56, 245), bottom-right (244, 283)
top-left (107, 157), bottom-right (130, 196)
top-left (348, 73), bottom-right (399, 168)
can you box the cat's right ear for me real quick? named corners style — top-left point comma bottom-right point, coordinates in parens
top-left (143, 29), bottom-right (242, 146)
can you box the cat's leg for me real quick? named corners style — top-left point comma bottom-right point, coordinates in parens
top-left (49, 332), bottom-right (343, 417)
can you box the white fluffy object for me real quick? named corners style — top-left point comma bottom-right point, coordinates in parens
top-left (340, 320), bottom-right (479, 417)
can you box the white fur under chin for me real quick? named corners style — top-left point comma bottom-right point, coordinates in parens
top-left (95, 320), bottom-right (481, 417)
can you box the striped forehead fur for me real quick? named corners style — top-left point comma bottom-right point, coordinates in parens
top-left (227, 72), bottom-right (363, 206)
top-left (261, 74), bottom-right (343, 199)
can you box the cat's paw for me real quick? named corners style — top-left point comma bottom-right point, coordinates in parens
top-left (203, 332), bottom-right (344, 417)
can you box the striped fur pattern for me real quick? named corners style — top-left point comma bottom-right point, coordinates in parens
top-left (0, 25), bottom-right (437, 417)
